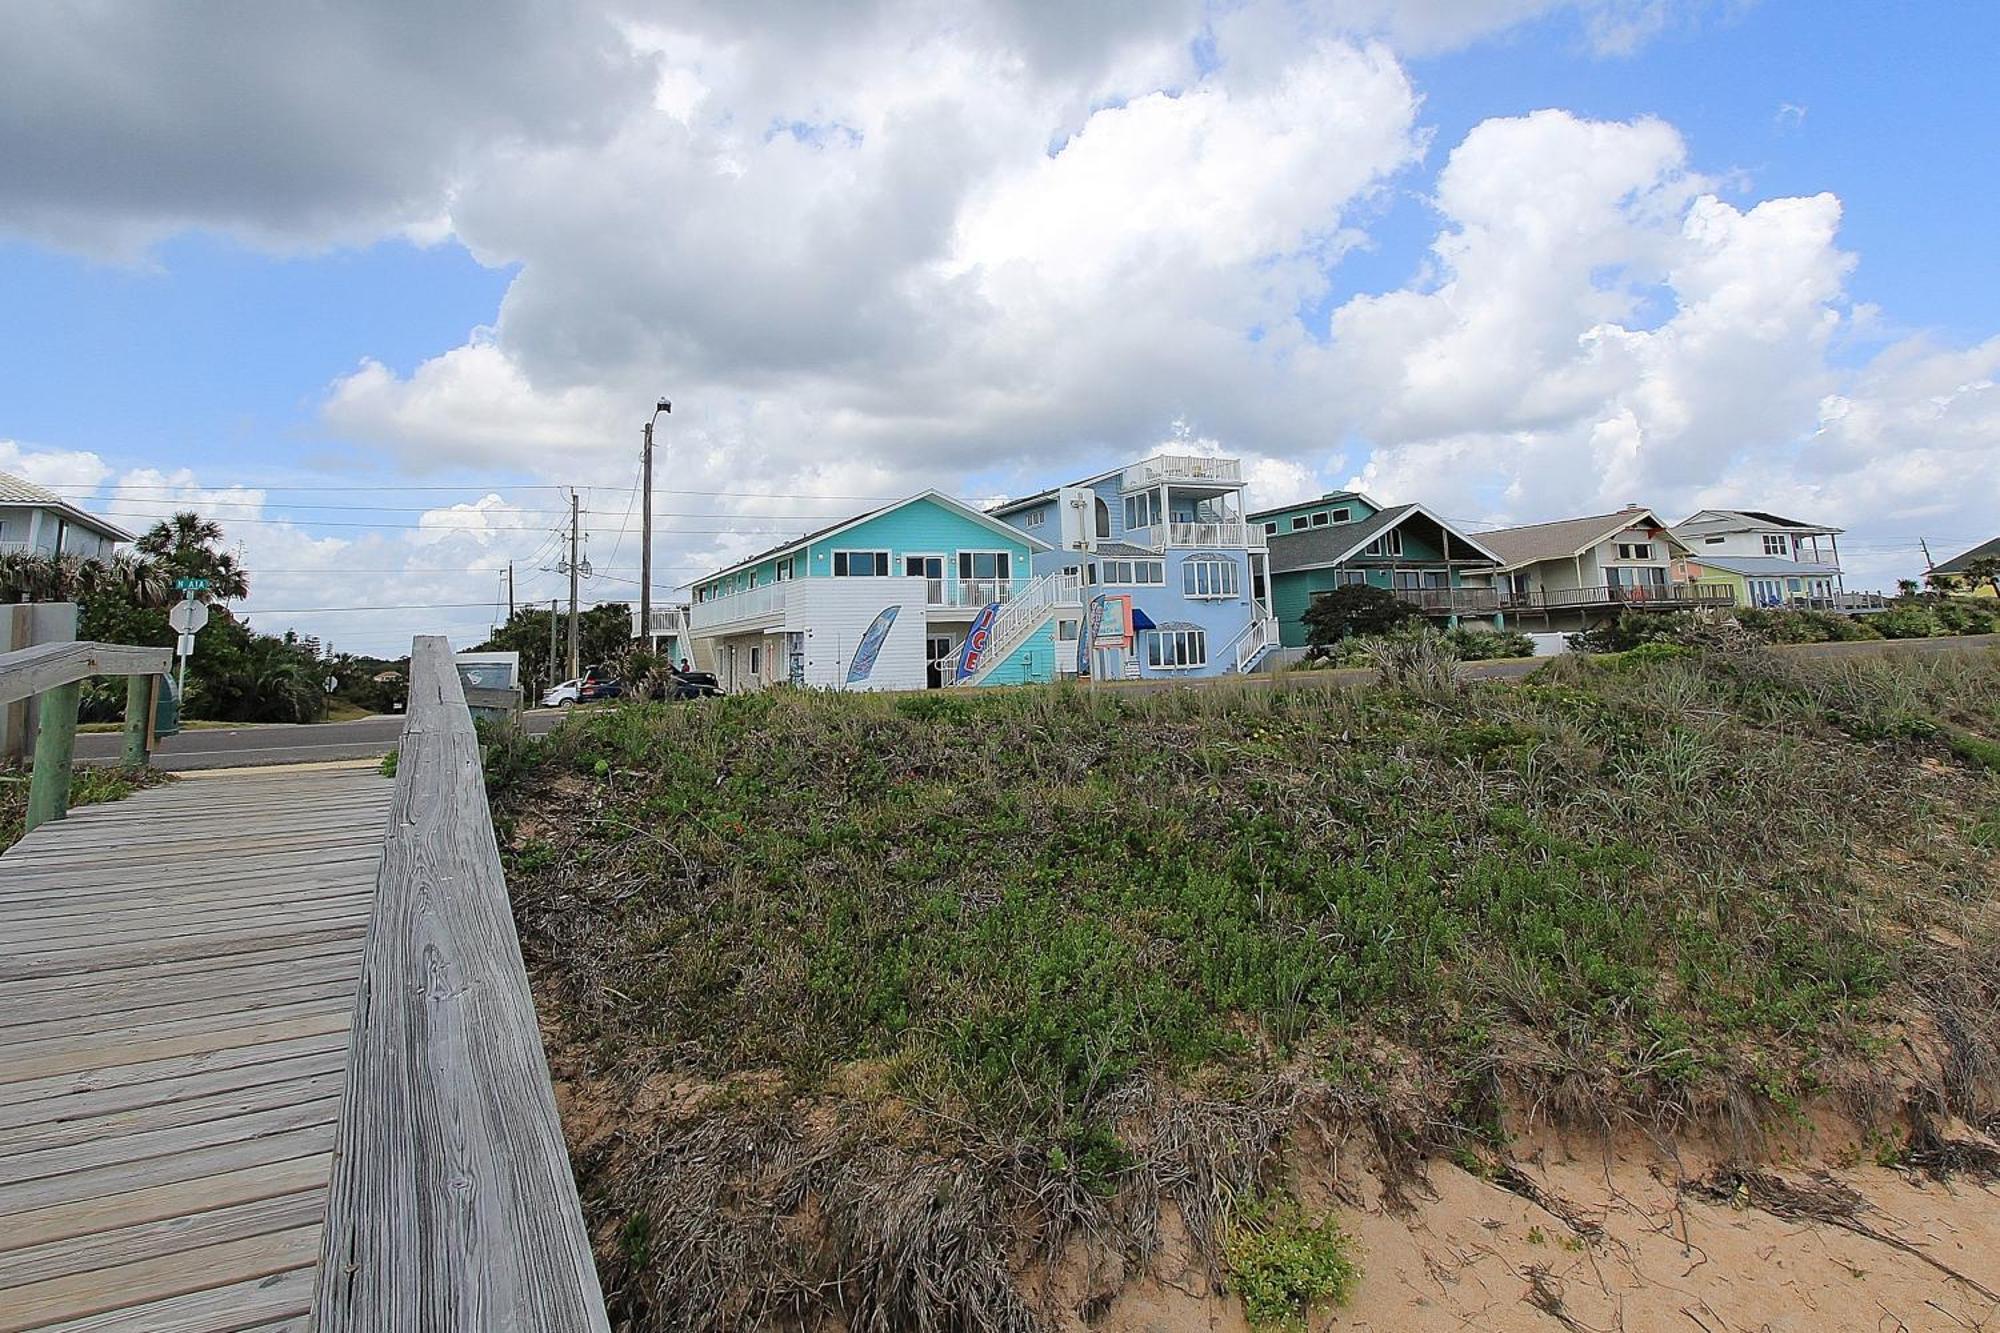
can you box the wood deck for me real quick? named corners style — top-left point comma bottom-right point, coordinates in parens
top-left (0, 762), bottom-right (393, 1332)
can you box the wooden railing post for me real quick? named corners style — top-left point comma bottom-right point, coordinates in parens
top-left (120, 672), bottom-right (153, 768)
top-left (25, 680), bottom-right (79, 833)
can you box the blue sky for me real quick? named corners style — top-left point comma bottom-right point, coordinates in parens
top-left (1, 1), bottom-right (1994, 652)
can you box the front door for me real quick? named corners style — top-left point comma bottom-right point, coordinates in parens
top-left (927, 635), bottom-right (955, 689)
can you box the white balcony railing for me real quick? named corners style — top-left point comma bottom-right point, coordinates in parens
top-left (1123, 520), bottom-right (1265, 550)
top-left (630, 606), bottom-right (689, 639)
top-left (954, 571), bottom-right (1085, 684)
top-left (1228, 615), bottom-right (1281, 674)
top-left (687, 582), bottom-right (788, 633)
top-left (1121, 454), bottom-right (1244, 492)
top-left (925, 577), bottom-right (1024, 609)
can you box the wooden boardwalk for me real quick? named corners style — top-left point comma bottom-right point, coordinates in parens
top-left (0, 762), bottom-right (394, 1332)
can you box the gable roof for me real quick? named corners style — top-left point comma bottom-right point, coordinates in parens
top-left (0, 470), bottom-right (136, 543)
top-left (1933, 536), bottom-right (2000, 574)
top-left (1266, 503), bottom-right (1504, 574)
top-left (1247, 489), bottom-right (1376, 522)
top-left (1675, 508), bottom-right (1842, 536)
top-left (987, 464), bottom-right (1127, 517)
top-left (1476, 507), bottom-right (1681, 572)
top-left (689, 489), bottom-right (1051, 587)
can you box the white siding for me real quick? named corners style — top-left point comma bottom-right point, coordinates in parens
top-left (784, 577), bottom-right (929, 692)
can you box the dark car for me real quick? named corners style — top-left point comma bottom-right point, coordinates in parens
top-left (661, 669), bottom-right (723, 701)
top-left (579, 676), bottom-right (624, 702)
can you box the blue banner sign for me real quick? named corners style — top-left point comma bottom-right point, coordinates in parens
top-left (847, 606), bottom-right (899, 684)
top-left (955, 602), bottom-right (1001, 682)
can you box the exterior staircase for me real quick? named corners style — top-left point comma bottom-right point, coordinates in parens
top-left (1223, 614), bottom-right (1282, 675)
top-left (953, 570), bottom-right (1084, 686)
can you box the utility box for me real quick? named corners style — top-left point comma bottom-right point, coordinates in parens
top-left (152, 674), bottom-right (182, 739)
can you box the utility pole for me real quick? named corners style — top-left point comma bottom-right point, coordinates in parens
top-left (547, 598), bottom-right (559, 690)
top-left (641, 399), bottom-right (670, 653)
top-left (507, 562), bottom-right (515, 620)
top-left (567, 491), bottom-right (582, 680)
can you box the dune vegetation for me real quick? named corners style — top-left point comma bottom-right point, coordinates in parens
top-left (488, 643), bottom-right (2000, 1331)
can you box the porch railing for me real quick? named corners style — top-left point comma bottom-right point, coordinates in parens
top-left (1502, 584), bottom-right (1738, 611)
top-left (924, 576), bottom-right (1024, 609)
top-left (687, 582), bottom-right (788, 633)
top-left (1125, 520), bottom-right (1265, 550)
top-left (0, 638), bottom-right (171, 831)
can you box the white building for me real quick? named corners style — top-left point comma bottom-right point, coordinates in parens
top-left (0, 470), bottom-right (135, 560)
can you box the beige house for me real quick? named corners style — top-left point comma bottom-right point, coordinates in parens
top-left (1461, 505), bottom-right (1732, 632)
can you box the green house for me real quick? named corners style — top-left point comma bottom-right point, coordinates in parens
top-left (1249, 491), bottom-right (1503, 649)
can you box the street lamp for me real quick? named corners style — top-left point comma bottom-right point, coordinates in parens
top-left (641, 398), bottom-right (671, 651)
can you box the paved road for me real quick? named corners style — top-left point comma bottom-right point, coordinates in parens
top-left (76, 708), bottom-right (571, 771)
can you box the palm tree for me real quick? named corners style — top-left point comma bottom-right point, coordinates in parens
top-left (111, 555), bottom-right (174, 609)
top-left (137, 511), bottom-right (250, 601)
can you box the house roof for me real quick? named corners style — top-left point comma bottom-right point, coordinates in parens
top-left (987, 464), bottom-right (1126, 516)
top-left (1933, 536), bottom-right (2000, 574)
top-left (0, 470), bottom-right (137, 543)
top-left (1475, 507), bottom-right (1681, 572)
top-left (1674, 508), bottom-right (1842, 537)
top-left (688, 488), bottom-right (1051, 587)
top-left (1247, 489), bottom-right (1375, 522)
top-left (1266, 503), bottom-right (1504, 574)
top-left (1683, 554), bottom-right (1842, 578)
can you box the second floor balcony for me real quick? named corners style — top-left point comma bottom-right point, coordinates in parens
top-left (1123, 520), bottom-right (1266, 550)
top-left (687, 574), bottom-right (1032, 635)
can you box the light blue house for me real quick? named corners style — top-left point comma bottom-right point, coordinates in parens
top-left (987, 454), bottom-right (1281, 679)
top-left (683, 490), bottom-right (1058, 692)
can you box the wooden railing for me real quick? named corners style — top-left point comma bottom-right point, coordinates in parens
top-left (0, 638), bottom-right (170, 831)
top-left (313, 636), bottom-right (608, 1331)
top-left (1502, 584), bottom-right (1738, 611)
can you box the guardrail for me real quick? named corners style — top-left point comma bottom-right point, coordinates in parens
top-left (1501, 584), bottom-right (1737, 611)
top-left (0, 638), bottom-right (171, 831)
top-left (1120, 453), bottom-right (1244, 490)
top-left (313, 635), bottom-right (608, 1331)
top-left (687, 582), bottom-right (788, 633)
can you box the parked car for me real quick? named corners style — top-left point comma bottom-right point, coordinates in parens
top-left (542, 666), bottom-right (620, 707)
top-left (579, 677), bottom-right (624, 702)
top-left (541, 678), bottom-right (584, 707)
top-left (664, 669), bottom-right (723, 700)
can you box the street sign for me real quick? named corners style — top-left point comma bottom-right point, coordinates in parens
top-left (323, 675), bottom-right (339, 693)
top-left (176, 632), bottom-right (196, 657)
top-left (173, 577), bottom-right (212, 593)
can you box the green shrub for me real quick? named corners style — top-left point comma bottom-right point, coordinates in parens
top-left (1303, 584), bottom-right (1419, 652)
top-left (1874, 606), bottom-right (1945, 640)
top-left (1444, 627), bottom-right (1536, 660)
top-left (1935, 601), bottom-right (1997, 636)
top-left (1735, 608), bottom-right (1881, 644)
top-left (1225, 1199), bottom-right (1360, 1330)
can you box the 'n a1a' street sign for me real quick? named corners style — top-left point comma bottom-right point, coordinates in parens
top-left (173, 576), bottom-right (212, 593)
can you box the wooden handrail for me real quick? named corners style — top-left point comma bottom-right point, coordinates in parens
top-left (0, 639), bottom-right (172, 706)
top-left (313, 636), bottom-right (608, 1331)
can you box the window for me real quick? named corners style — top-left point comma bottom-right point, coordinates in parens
top-left (832, 550), bottom-right (890, 576)
top-left (1290, 516), bottom-right (1309, 531)
top-left (1329, 507), bottom-right (1351, 524)
top-left (1263, 521), bottom-right (1278, 535)
top-left (1057, 618), bottom-right (1081, 642)
top-left (1763, 534), bottom-right (1792, 556)
top-left (958, 551), bottom-right (1012, 580)
top-left (906, 554), bottom-right (943, 578)
top-left (1023, 510), bottom-right (1045, 528)
top-left (1616, 542), bottom-right (1654, 561)
top-left (1310, 511), bottom-right (1330, 527)
top-left (749, 644), bottom-right (763, 675)
top-left (1101, 559), bottom-right (1165, 586)
top-left (1123, 492), bottom-right (1163, 532)
top-left (774, 555), bottom-right (796, 581)
top-left (1391, 569), bottom-right (1446, 590)
top-left (1363, 529), bottom-right (1404, 558)
top-left (1146, 628), bottom-right (1207, 671)
top-left (1182, 558), bottom-right (1240, 599)
top-left (1704, 536), bottom-right (1724, 545)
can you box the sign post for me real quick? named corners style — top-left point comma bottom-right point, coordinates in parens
top-left (167, 598), bottom-right (210, 701)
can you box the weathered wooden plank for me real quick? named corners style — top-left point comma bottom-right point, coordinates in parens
top-left (1, 925), bottom-right (368, 984)
top-left (0, 902), bottom-right (373, 955)
top-left (0, 1190), bottom-right (324, 1288)
top-left (0, 959), bottom-right (362, 1030)
top-left (0, 1048), bottom-right (346, 1133)
top-left (0, 977), bottom-right (360, 1045)
top-left (0, 1225), bottom-right (320, 1332)
top-left (0, 1154), bottom-right (332, 1253)
top-left (0, 1010), bottom-right (355, 1086)
top-left (0, 642), bottom-right (173, 708)
top-left (0, 1124), bottom-right (334, 1220)
top-left (0, 1069), bottom-right (347, 1159)
top-left (313, 635), bottom-right (609, 1332)
top-left (0, 945), bottom-right (362, 1013)
top-left (0, 1095), bottom-right (340, 1189)
top-left (28, 1264), bottom-right (316, 1332)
